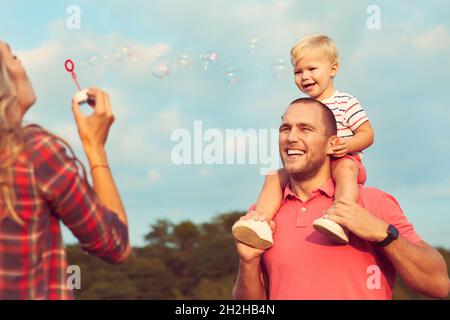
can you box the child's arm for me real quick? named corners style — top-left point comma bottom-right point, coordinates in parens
top-left (254, 169), bottom-right (290, 220)
top-left (333, 121), bottom-right (374, 157)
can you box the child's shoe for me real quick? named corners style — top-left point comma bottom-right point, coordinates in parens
top-left (313, 217), bottom-right (349, 244)
top-left (232, 219), bottom-right (273, 249)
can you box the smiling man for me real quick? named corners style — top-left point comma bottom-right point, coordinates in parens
top-left (232, 98), bottom-right (449, 300)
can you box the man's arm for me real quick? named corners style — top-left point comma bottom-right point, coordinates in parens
top-left (382, 239), bottom-right (449, 299)
top-left (233, 220), bottom-right (275, 300)
top-left (233, 256), bottom-right (267, 300)
top-left (326, 198), bottom-right (450, 299)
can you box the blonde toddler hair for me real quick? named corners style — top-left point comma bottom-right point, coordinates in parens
top-left (290, 34), bottom-right (340, 66)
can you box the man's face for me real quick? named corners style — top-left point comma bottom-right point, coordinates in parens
top-left (279, 103), bottom-right (331, 180)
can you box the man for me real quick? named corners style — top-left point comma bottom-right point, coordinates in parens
top-left (233, 98), bottom-right (449, 299)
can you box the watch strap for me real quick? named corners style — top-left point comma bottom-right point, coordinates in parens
top-left (377, 224), bottom-right (399, 247)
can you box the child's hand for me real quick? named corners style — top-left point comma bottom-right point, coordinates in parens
top-left (332, 138), bottom-right (350, 157)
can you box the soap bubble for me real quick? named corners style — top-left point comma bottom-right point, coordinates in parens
top-left (199, 51), bottom-right (219, 71)
top-left (102, 54), bottom-right (112, 63)
top-left (130, 57), bottom-right (140, 64)
top-left (114, 46), bottom-right (130, 59)
top-left (177, 53), bottom-right (192, 68)
top-left (120, 45), bottom-right (142, 64)
top-left (248, 36), bottom-right (260, 54)
top-left (77, 59), bottom-right (88, 70)
top-left (151, 57), bottom-right (171, 79)
top-left (88, 55), bottom-right (100, 66)
top-left (128, 49), bottom-right (142, 64)
top-left (271, 59), bottom-right (290, 79)
top-left (224, 65), bottom-right (242, 84)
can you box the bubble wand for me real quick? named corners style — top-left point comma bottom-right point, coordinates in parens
top-left (65, 59), bottom-right (89, 104)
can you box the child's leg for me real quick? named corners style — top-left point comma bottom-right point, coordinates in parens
top-left (254, 168), bottom-right (290, 220)
top-left (232, 169), bottom-right (289, 249)
top-left (312, 157), bottom-right (359, 244)
top-left (331, 157), bottom-right (360, 203)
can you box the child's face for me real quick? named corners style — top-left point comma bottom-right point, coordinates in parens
top-left (293, 51), bottom-right (338, 101)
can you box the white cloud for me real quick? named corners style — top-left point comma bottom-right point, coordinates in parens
top-left (102, 86), bottom-right (131, 120)
top-left (154, 107), bottom-right (182, 133)
top-left (148, 169), bottom-right (161, 183)
top-left (7, 1), bottom-right (450, 248)
top-left (198, 168), bottom-right (209, 177)
top-left (412, 25), bottom-right (450, 52)
top-left (395, 183), bottom-right (450, 202)
top-left (109, 126), bottom-right (154, 163)
top-left (116, 42), bottom-right (171, 76)
top-left (17, 40), bottom-right (62, 72)
top-left (50, 122), bottom-right (80, 148)
top-left (16, 22), bottom-right (174, 169)
top-left (16, 31), bottom-right (171, 102)
top-left (232, 0), bottom-right (317, 56)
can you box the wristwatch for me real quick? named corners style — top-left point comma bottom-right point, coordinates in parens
top-left (377, 224), bottom-right (399, 247)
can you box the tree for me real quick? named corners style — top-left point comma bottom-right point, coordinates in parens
top-left (66, 212), bottom-right (449, 300)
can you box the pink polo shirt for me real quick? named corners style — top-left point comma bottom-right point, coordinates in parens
top-left (259, 179), bottom-right (422, 300)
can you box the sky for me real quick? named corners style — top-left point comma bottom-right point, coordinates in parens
top-left (1, 0), bottom-right (449, 248)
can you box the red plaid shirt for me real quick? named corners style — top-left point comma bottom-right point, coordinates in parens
top-left (0, 125), bottom-right (129, 300)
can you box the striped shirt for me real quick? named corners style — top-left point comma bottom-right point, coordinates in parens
top-left (321, 90), bottom-right (369, 139)
top-left (0, 125), bottom-right (129, 300)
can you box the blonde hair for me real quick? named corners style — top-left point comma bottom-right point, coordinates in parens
top-left (290, 34), bottom-right (340, 66)
top-left (0, 47), bottom-right (87, 225)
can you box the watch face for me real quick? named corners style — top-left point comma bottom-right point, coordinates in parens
top-left (388, 225), bottom-right (399, 239)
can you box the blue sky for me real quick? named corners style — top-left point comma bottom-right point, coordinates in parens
top-left (1, 0), bottom-right (449, 248)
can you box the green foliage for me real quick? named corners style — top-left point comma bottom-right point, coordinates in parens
top-left (66, 211), bottom-right (449, 300)
top-left (67, 211), bottom-right (243, 300)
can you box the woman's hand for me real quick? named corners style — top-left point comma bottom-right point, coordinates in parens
top-left (72, 88), bottom-right (115, 154)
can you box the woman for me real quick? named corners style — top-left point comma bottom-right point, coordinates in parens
top-left (0, 41), bottom-right (130, 299)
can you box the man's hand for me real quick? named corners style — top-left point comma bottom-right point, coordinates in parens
top-left (235, 218), bottom-right (276, 263)
top-left (325, 198), bottom-right (389, 242)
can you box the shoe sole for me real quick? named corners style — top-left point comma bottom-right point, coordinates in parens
top-left (313, 219), bottom-right (349, 244)
top-left (232, 226), bottom-right (273, 250)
